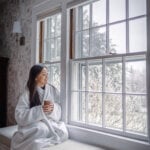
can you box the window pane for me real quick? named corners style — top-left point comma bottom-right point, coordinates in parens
top-left (129, 0), bottom-right (146, 18)
top-left (44, 40), bottom-right (51, 61)
top-left (81, 92), bottom-right (86, 122)
top-left (129, 18), bottom-right (147, 52)
top-left (92, 0), bottom-right (106, 26)
top-left (88, 63), bottom-right (102, 91)
top-left (126, 95), bottom-right (147, 135)
top-left (76, 30), bottom-right (90, 58)
top-left (126, 59), bottom-right (146, 93)
top-left (37, 21), bottom-right (40, 40)
top-left (55, 14), bottom-right (61, 37)
top-left (88, 93), bottom-right (102, 125)
top-left (109, 22), bottom-right (126, 54)
top-left (105, 59), bottom-right (122, 92)
top-left (50, 16), bottom-right (55, 38)
top-left (76, 7), bottom-right (82, 31)
top-left (71, 92), bottom-right (86, 122)
top-left (50, 39), bottom-right (55, 61)
top-left (71, 62), bottom-right (86, 91)
top-left (82, 30), bottom-right (90, 57)
top-left (46, 18), bottom-right (50, 39)
top-left (75, 32), bottom-right (82, 58)
top-left (82, 5), bottom-right (90, 30)
top-left (55, 37), bottom-right (61, 61)
top-left (71, 92), bottom-right (80, 121)
top-left (47, 63), bottom-right (60, 90)
top-left (53, 64), bottom-right (60, 89)
top-left (36, 39), bottom-right (40, 57)
top-left (45, 38), bottom-right (60, 62)
top-left (81, 65), bottom-right (86, 91)
top-left (91, 27), bottom-right (106, 56)
top-left (105, 94), bottom-right (122, 129)
top-left (109, 0), bottom-right (126, 23)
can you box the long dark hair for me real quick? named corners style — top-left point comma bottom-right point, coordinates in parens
top-left (27, 64), bottom-right (45, 108)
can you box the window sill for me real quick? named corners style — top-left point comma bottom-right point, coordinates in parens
top-left (67, 124), bottom-right (150, 150)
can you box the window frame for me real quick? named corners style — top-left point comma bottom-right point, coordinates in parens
top-left (37, 12), bottom-right (62, 91)
top-left (73, 0), bottom-right (147, 57)
top-left (69, 52), bottom-right (147, 141)
top-left (68, 0), bottom-right (148, 141)
top-left (32, 0), bottom-right (150, 147)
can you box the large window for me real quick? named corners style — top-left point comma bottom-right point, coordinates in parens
top-left (37, 13), bottom-right (61, 90)
top-left (69, 0), bottom-right (147, 140)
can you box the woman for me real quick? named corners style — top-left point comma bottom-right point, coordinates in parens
top-left (11, 64), bottom-right (68, 150)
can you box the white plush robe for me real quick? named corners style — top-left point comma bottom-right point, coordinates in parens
top-left (11, 84), bottom-right (68, 150)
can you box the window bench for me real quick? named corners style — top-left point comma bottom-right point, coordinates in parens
top-left (0, 125), bottom-right (104, 150)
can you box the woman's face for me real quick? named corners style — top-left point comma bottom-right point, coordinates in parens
top-left (35, 68), bottom-right (48, 87)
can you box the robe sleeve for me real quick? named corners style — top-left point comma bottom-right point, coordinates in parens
top-left (46, 85), bottom-right (61, 121)
top-left (46, 102), bottom-right (61, 121)
top-left (15, 91), bottom-right (46, 126)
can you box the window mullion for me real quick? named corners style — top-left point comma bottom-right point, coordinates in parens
top-left (79, 64), bottom-right (82, 121)
top-left (47, 19), bottom-right (51, 61)
top-left (146, 0), bottom-right (150, 143)
top-left (89, 3), bottom-right (92, 57)
top-left (122, 56), bottom-right (126, 134)
top-left (126, 0), bottom-right (129, 53)
top-left (80, 6), bottom-right (83, 58)
top-left (54, 15), bottom-right (57, 60)
top-left (102, 58), bottom-right (106, 128)
top-left (85, 61), bottom-right (89, 123)
top-left (49, 64), bottom-right (52, 85)
top-left (54, 28), bottom-right (56, 60)
top-left (49, 17), bottom-right (52, 62)
top-left (106, 0), bottom-right (109, 54)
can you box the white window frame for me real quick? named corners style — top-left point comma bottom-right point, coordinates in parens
top-left (37, 13), bottom-right (62, 90)
top-left (68, 0), bottom-right (148, 142)
top-left (69, 53), bottom-right (147, 140)
top-left (31, 0), bottom-right (150, 149)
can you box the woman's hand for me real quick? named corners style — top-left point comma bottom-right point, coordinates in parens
top-left (42, 101), bottom-right (54, 113)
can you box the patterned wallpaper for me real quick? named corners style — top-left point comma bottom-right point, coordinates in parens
top-left (0, 0), bottom-right (73, 126)
top-left (0, 0), bottom-right (32, 125)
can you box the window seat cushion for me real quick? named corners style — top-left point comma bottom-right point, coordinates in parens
top-left (0, 125), bottom-right (104, 150)
top-left (0, 125), bottom-right (17, 147)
